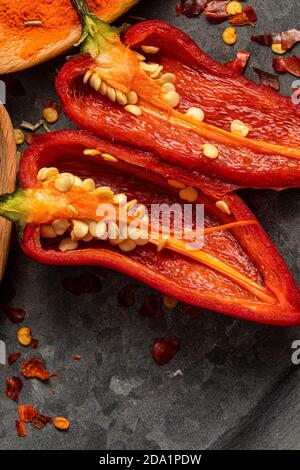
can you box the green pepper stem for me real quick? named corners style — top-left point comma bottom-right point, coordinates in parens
top-left (70, 0), bottom-right (92, 27)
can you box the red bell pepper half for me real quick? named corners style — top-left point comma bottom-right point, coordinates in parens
top-left (0, 130), bottom-right (299, 325)
top-left (56, 13), bottom-right (300, 192)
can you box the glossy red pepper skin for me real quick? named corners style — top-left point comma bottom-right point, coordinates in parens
top-left (19, 130), bottom-right (300, 325)
top-left (56, 20), bottom-right (300, 191)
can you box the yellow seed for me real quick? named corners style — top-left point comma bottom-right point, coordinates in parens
top-left (53, 417), bottom-right (70, 431)
top-left (226, 1), bottom-right (243, 15)
top-left (142, 62), bottom-right (160, 74)
top-left (60, 172), bottom-right (75, 184)
top-left (83, 69), bottom-right (92, 84)
top-left (141, 45), bottom-right (160, 54)
top-left (55, 174), bottom-right (72, 192)
top-left (40, 224), bottom-right (57, 239)
top-left (125, 199), bottom-right (138, 211)
top-left (43, 107), bottom-right (59, 124)
top-left (90, 73), bottom-right (102, 91)
top-left (202, 143), bottom-right (219, 159)
top-left (14, 128), bottom-right (25, 145)
top-left (163, 90), bottom-right (180, 108)
top-left (93, 187), bottom-right (114, 198)
top-left (179, 186), bottom-right (199, 203)
top-left (160, 73), bottom-right (176, 84)
top-left (94, 221), bottom-right (108, 239)
top-left (119, 239), bottom-right (137, 252)
top-left (136, 233), bottom-right (149, 246)
top-left (157, 239), bottom-right (168, 252)
top-left (151, 65), bottom-right (163, 79)
top-left (82, 233), bottom-right (93, 242)
top-left (81, 178), bottom-right (96, 192)
top-left (59, 237), bottom-right (79, 252)
top-left (167, 179), bottom-right (186, 189)
top-left (52, 219), bottom-right (70, 236)
top-left (163, 295), bottom-right (178, 309)
top-left (112, 193), bottom-right (127, 206)
top-left (216, 200), bottom-right (231, 215)
top-left (230, 119), bottom-right (250, 137)
top-left (17, 327), bottom-right (32, 347)
top-left (116, 90), bottom-right (128, 105)
top-left (108, 221), bottom-right (120, 241)
top-left (83, 148), bottom-right (101, 156)
top-left (100, 81), bottom-right (108, 95)
top-left (124, 104), bottom-right (142, 116)
top-left (186, 107), bottom-right (205, 122)
top-left (222, 27), bottom-right (237, 45)
top-left (161, 82), bottom-right (176, 93)
top-left (127, 90), bottom-right (138, 105)
top-left (272, 43), bottom-right (286, 54)
top-left (68, 204), bottom-right (79, 217)
top-left (72, 220), bottom-right (89, 239)
top-left (107, 86), bottom-right (116, 102)
top-left (73, 176), bottom-right (83, 186)
top-left (135, 51), bottom-right (146, 61)
top-left (37, 167), bottom-right (59, 181)
top-left (102, 153), bottom-right (118, 163)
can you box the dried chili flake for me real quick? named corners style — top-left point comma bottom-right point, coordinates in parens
top-left (33, 414), bottom-right (52, 429)
top-left (5, 306), bottom-right (25, 323)
top-left (152, 336), bottom-right (180, 365)
top-left (25, 133), bottom-right (43, 144)
top-left (30, 338), bottom-right (38, 349)
top-left (16, 420), bottom-right (26, 437)
top-left (118, 284), bottom-right (138, 307)
top-left (21, 357), bottom-right (56, 381)
top-left (251, 32), bottom-right (279, 47)
top-left (73, 354), bottom-right (81, 361)
top-left (176, 0), bottom-right (208, 17)
top-left (273, 55), bottom-right (300, 78)
top-left (18, 404), bottom-right (38, 423)
top-left (226, 50), bottom-right (251, 74)
top-left (251, 29), bottom-right (300, 51)
top-left (140, 294), bottom-right (163, 318)
top-left (8, 352), bottom-right (22, 366)
top-left (253, 67), bottom-right (280, 91)
top-left (204, 1), bottom-right (229, 24)
top-left (61, 272), bottom-right (102, 295)
top-left (6, 376), bottom-right (23, 402)
top-left (229, 6), bottom-right (257, 27)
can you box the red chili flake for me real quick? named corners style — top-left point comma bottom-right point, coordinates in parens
top-left (73, 355), bottom-right (81, 361)
top-left (253, 67), bottom-right (280, 91)
top-left (43, 99), bottom-right (62, 113)
top-left (229, 6), bottom-right (257, 27)
top-left (33, 414), bottom-right (52, 429)
top-left (25, 133), bottom-right (43, 144)
top-left (204, 1), bottom-right (229, 24)
top-left (18, 404), bottom-right (38, 423)
top-left (5, 376), bottom-right (23, 402)
top-left (140, 295), bottom-right (163, 318)
top-left (0, 75), bottom-right (26, 97)
top-left (226, 50), bottom-right (251, 74)
top-left (21, 357), bottom-right (56, 381)
top-left (118, 284), bottom-right (138, 307)
top-left (4, 306), bottom-right (25, 323)
top-left (251, 32), bottom-right (280, 47)
top-left (273, 55), bottom-right (300, 78)
top-left (61, 272), bottom-right (102, 295)
top-left (8, 352), bottom-right (22, 366)
top-left (30, 338), bottom-right (38, 349)
top-left (176, 0), bottom-right (208, 17)
top-left (251, 29), bottom-right (300, 51)
top-left (16, 420), bottom-right (26, 437)
top-left (151, 336), bottom-right (180, 365)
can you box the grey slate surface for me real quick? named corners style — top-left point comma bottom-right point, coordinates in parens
top-left (0, 0), bottom-right (300, 450)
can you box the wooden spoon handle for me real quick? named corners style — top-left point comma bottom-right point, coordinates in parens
top-left (0, 105), bottom-right (17, 281)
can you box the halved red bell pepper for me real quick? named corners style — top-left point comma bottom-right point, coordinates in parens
top-left (56, 8), bottom-right (300, 192)
top-left (1, 130), bottom-right (299, 325)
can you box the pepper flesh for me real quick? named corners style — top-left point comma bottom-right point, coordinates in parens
top-left (56, 19), bottom-right (300, 191)
top-left (1, 130), bottom-right (298, 325)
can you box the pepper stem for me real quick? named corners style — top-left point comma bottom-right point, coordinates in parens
top-left (70, 0), bottom-right (92, 26)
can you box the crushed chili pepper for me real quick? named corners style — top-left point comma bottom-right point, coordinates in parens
top-left (273, 55), bottom-right (300, 78)
top-left (226, 50), bottom-right (251, 74)
top-left (61, 272), bottom-right (102, 295)
top-left (5, 376), bottom-right (23, 402)
top-left (204, 1), bottom-right (229, 23)
top-left (8, 352), bottom-right (22, 366)
top-left (21, 357), bottom-right (55, 381)
top-left (152, 336), bottom-right (180, 365)
top-left (16, 419), bottom-right (26, 437)
top-left (253, 67), bottom-right (280, 91)
top-left (176, 0), bottom-right (208, 17)
top-left (5, 306), bottom-right (25, 323)
top-left (73, 354), bottom-right (81, 360)
top-left (30, 338), bottom-right (38, 349)
top-left (140, 295), bottom-right (163, 318)
top-left (33, 414), bottom-right (52, 429)
top-left (118, 284), bottom-right (138, 307)
top-left (25, 133), bottom-right (43, 144)
top-left (18, 404), bottom-right (38, 423)
top-left (251, 29), bottom-right (300, 51)
top-left (229, 6), bottom-right (257, 27)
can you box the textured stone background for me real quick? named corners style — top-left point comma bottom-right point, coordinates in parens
top-left (1, 0), bottom-right (300, 450)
